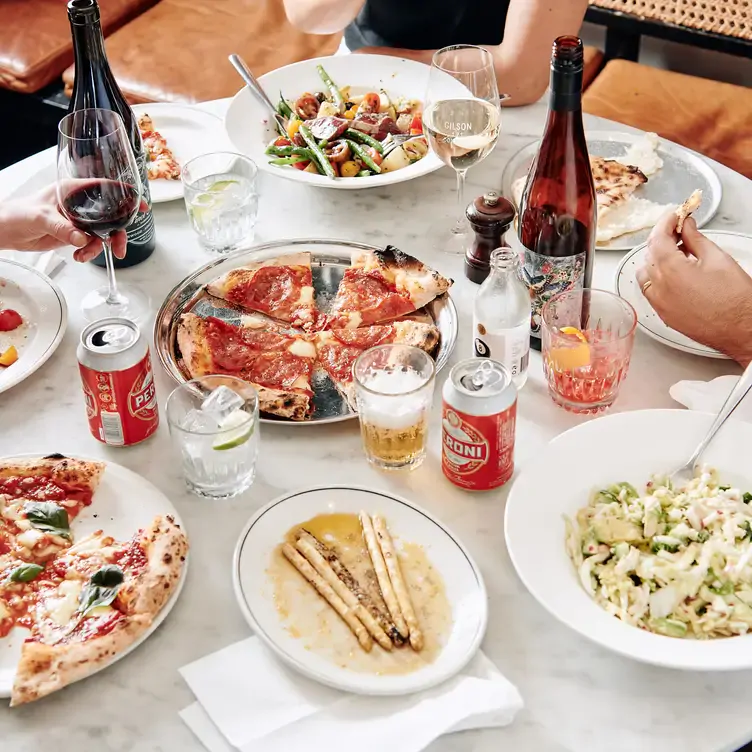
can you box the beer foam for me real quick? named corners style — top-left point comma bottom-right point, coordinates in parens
top-left (362, 369), bottom-right (426, 395)
top-left (359, 369), bottom-right (430, 430)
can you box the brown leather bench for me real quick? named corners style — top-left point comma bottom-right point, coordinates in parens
top-left (62, 0), bottom-right (342, 103)
top-left (0, 0), bottom-right (156, 93)
top-left (583, 60), bottom-right (752, 179)
top-left (582, 46), bottom-right (604, 90)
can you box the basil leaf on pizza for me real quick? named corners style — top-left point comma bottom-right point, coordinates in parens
top-left (78, 565), bottom-right (124, 617)
top-left (10, 564), bottom-right (44, 583)
top-left (23, 501), bottom-right (71, 539)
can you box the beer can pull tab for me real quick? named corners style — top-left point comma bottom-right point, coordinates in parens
top-left (463, 360), bottom-right (501, 392)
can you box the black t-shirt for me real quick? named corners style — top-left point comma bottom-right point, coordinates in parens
top-left (344, 0), bottom-right (511, 51)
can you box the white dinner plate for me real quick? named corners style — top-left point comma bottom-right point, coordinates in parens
top-left (225, 54), bottom-right (468, 190)
top-left (615, 230), bottom-right (752, 358)
top-left (233, 486), bottom-right (487, 694)
top-left (505, 409), bottom-right (752, 671)
top-left (0, 259), bottom-right (67, 394)
top-left (501, 130), bottom-right (722, 252)
top-left (0, 456), bottom-right (188, 698)
top-left (132, 103), bottom-right (230, 203)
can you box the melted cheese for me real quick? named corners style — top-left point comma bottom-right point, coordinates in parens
top-left (0, 599), bottom-right (9, 620)
top-left (2, 501), bottom-right (22, 521)
top-left (43, 580), bottom-right (84, 627)
top-left (345, 312), bottom-right (362, 329)
top-left (67, 534), bottom-right (112, 556)
top-left (85, 604), bottom-right (115, 619)
top-left (298, 286), bottom-right (315, 305)
top-left (17, 528), bottom-right (44, 549)
top-left (288, 339), bottom-right (316, 359)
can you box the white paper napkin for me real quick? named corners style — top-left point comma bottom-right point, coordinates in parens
top-left (179, 637), bottom-right (522, 752)
top-left (670, 374), bottom-right (752, 422)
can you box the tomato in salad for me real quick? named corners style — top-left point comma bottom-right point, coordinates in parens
top-left (0, 309), bottom-right (22, 332)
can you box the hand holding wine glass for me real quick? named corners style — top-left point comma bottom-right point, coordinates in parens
top-left (424, 45), bottom-right (501, 252)
top-left (57, 108), bottom-right (150, 323)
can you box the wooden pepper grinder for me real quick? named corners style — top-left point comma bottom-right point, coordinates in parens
top-left (465, 191), bottom-right (516, 284)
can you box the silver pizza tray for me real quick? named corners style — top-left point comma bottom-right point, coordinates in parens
top-left (154, 238), bottom-right (458, 425)
top-left (500, 130), bottom-right (722, 252)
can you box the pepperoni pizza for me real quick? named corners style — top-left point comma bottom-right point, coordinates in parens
top-left (315, 321), bottom-right (440, 409)
top-left (177, 246), bottom-right (451, 421)
top-left (0, 455), bottom-right (188, 706)
top-left (177, 312), bottom-right (317, 421)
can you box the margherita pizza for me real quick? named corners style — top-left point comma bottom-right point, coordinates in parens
top-left (177, 312), bottom-right (316, 421)
top-left (177, 245), bottom-right (451, 421)
top-left (315, 321), bottom-right (440, 409)
top-left (207, 252), bottom-right (318, 330)
top-left (0, 455), bottom-right (188, 706)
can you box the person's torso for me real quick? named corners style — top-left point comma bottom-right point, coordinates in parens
top-left (345, 0), bottom-right (510, 51)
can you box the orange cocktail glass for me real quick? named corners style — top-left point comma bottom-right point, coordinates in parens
top-left (541, 289), bottom-right (637, 414)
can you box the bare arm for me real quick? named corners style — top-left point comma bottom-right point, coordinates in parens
top-left (355, 0), bottom-right (589, 106)
top-left (283, 0), bottom-right (365, 34)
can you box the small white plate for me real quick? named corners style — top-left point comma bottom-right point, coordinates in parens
top-left (132, 103), bottom-right (230, 203)
top-left (615, 230), bottom-right (752, 358)
top-left (225, 54), bottom-right (469, 190)
top-left (233, 486), bottom-right (487, 694)
top-left (0, 259), bottom-right (67, 394)
top-left (0, 456), bottom-right (188, 698)
top-left (505, 409), bottom-right (752, 671)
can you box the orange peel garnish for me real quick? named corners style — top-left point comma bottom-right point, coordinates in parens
top-left (547, 327), bottom-right (590, 371)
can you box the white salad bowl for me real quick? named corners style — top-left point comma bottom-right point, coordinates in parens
top-left (505, 408), bottom-right (752, 671)
top-left (224, 54), bottom-right (465, 189)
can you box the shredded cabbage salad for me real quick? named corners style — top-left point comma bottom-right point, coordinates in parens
top-left (565, 468), bottom-right (752, 639)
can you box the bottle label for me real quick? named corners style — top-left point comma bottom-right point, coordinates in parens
top-left (127, 154), bottom-right (155, 248)
top-left (522, 248), bottom-right (586, 338)
top-left (473, 320), bottom-right (530, 380)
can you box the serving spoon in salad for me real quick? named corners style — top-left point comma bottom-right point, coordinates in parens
top-left (670, 359), bottom-right (752, 485)
top-left (228, 53), bottom-right (288, 135)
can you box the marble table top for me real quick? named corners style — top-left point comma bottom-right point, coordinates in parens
top-left (1, 94), bottom-right (751, 752)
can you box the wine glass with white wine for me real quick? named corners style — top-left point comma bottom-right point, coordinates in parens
top-left (424, 45), bottom-right (501, 252)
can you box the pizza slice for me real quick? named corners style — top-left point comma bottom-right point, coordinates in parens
top-left (676, 189), bottom-right (702, 234)
top-left (325, 246), bottom-right (452, 329)
top-left (0, 455), bottom-right (105, 563)
top-left (177, 312), bottom-right (316, 421)
top-left (590, 157), bottom-right (648, 214)
top-left (138, 113), bottom-right (181, 181)
top-left (206, 253), bottom-right (318, 331)
top-left (314, 320), bottom-right (440, 409)
top-left (9, 515), bottom-right (188, 706)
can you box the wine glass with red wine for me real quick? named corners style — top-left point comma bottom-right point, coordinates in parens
top-left (424, 46), bottom-right (501, 253)
top-left (57, 108), bottom-right (150, 323)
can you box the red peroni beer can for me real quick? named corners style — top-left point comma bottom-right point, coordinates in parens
top-left (441, 358), bottom-right (517, 491)
top-left (77, 318), bottom-right (159, 446)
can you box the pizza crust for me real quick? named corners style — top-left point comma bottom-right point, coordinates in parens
top-left (0, 455), bottom-right (104, 491)
top-left (119, 515), bottom-right (188, 618)
top-left (10, 614), bottom-right (151, 706)
top-left (676, 189), bottom-right (702, 234)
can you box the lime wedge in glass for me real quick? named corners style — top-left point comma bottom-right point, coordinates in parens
top-left (212, 410), bottom-right (253, 450)
top-left (189, 179), bottom-right (241, 224)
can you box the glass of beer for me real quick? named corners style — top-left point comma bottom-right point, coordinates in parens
top-left (353, 345), bottom-right (436, 471)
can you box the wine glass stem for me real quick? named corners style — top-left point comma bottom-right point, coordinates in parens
top-left (101, 235), bottom-right (121, 306)
top-left (454, 169), bottom-right (468, 232)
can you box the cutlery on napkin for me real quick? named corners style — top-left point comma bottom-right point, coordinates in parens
top-left (670, 374), bottom-right (752, 423)
top-left (179, 637), bottom-right (523, 752)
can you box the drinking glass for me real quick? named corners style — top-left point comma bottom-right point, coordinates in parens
top-left (542, 289), bottom-right (637, 414)
top-left (424, 45), bottom-right (501, 252)
top-left (353, 345), bottom-right (436, 471)
top-left (182, 152), bottom-right (258, 253)
top-left (57, 108), bottom-right (151, 324)
top-left (166, 375), bottom-right (260, 498)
